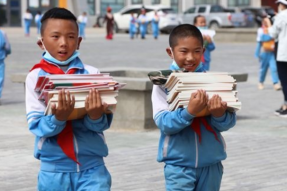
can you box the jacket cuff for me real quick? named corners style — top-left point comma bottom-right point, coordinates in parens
top-left (51, 115), bottom-right (66, 126)
top-left (212, 112), bottom-right (227, 122)
top-left (85, 114), bottom-right (104, 124)
top-left (181, 108), bottom-right (195, 121)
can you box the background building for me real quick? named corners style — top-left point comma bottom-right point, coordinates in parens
top-left (0, 0), bottom-right (279, 27)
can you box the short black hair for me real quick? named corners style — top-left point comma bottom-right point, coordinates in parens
top-left (193, 15), bottom-right (204, 25)
top-left (169, 24), bottom-right (203, 48)
top-left (40, 7), bottom-right (78, 35)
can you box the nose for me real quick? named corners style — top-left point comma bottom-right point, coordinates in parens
top-left (59, 36), bottom-right (68, 47)
top-left (186, 52), bottom-right (194, 62)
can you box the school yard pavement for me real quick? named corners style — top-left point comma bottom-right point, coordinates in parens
top-left (0, 27), bottom-right (287, 191)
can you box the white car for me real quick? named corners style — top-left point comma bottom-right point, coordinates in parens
top-left (113, 5), bottom-right (181, 33)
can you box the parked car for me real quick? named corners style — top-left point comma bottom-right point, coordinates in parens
top-left (240, 6), bottom-right (275, 27)
top-left (241, 9), bottom-right (256, 27)
top-left (179, 4), bottom-right (246, 29)
top-left (108, 5), bottom-right (181, 33)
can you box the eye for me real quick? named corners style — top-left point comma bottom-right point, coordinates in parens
top-left (52, 35), bottom-right (58, 38)
top-left (69, 36), bottom-right (75, 39)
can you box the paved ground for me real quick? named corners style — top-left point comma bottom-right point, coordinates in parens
top-left (0, 27), bottom-right (287, 191)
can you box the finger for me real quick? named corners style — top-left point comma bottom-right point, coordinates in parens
top-left (62, 89), bottom-right (67, 108)
top-left (66, 91), bottom-right (71, 107)
top-left (51, 103), bottom-right (56, 114)
top-left (71, 94), bottom-right (75, 108)
top-left (221, 101), bottom-right (227, 109)
top-left (89, 89), bottom-right (93, 107)
top-left (103, 102), bottom-right (109, 113)
top-left (85, 95), bottom-right (89, 109)
top-left (96, 90), bottom-right (102, 107)
top-left (92, 89), bottom-right (97, 107)
top-left (191, 92), bottom-right (197, 99)
top-left (58, 90), bottom-right (63, 107)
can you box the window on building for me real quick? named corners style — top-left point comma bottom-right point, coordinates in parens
top-left (87, 0), bottom-right (95, 15)
top-left (228, 0), bottom-right (250, 7)
top-left (170, 0), bottom-right (178, 13)
top-left (131, 0), bottom-right (143, 4)
top-left (151, 0), bottom-right (160, 4)
top-left (194, 0), bottom-right (219, 5)
top-left (100, 0), bottom-right (125, 15)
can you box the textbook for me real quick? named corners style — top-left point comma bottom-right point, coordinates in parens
top-left (148, 70), bottom-right (241, 117)
top-left (34, 73), bottom-right (125, 120)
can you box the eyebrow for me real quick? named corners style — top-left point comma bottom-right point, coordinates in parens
top-left (49, 31), bottom-right (77, 35)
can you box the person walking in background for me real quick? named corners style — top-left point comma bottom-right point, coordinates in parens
top-left (104, 6), bottom-right (114, 40)
top-left (0, 28), bottom-right (11, 105)
top-left (23, 9), bottom-right (33, 37)
top-left (77, 12), bottom-right (88, 39)
top-left (194, 15), bottom-right (215, 71)
top-left (264, 0), bottom-right (287, 117)
top-left (138, 8), bottom-right (148, 39)
top-left (34, 11), bottom-right (42, 35)
top-left (129, 13), bottom-right (137, 39)
top-left (151, 11), bottom-right (160, 39)
top-left (255, 17), bottom-right (281, 90)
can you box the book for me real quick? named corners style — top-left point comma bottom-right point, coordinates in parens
top-left (34, 73), bottom-right (125, 120)
top-left (148, 70), bottom-right (241, 117)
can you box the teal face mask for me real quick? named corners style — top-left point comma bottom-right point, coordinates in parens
top-left (39, 37), bottom-right (80, 65)
top-left (43, 51), bottom-right (80, 66)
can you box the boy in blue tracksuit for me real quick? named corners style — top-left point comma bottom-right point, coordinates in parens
top-left (25, 8), bottom-right (112, 191)
top-left (194, 15), bottom-right (215, 71)
top-left (151, 11), bottom-right (160, 39)
top-left (129, 13), bottom-right (137, 39)
top-left (152, 24), bottom-right (236, 191)
top-left (255, 19), bottom-right (281, 90)
top-left (0, 28), bottom-right (11, 104)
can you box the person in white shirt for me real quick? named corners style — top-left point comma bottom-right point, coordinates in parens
top-left (23, 9), bottom-right (33, 37)
top-left (77, 12), bottom-right (88, 39)
top-left (264, 0), bottom-right (287, 117)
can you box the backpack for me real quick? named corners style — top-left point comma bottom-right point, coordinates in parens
top-left (262, 28), bottom-right (275, 52)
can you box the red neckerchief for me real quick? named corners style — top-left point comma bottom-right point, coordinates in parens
top-left (191, 117), bottom-right (220, 143)
top-left (31, 59), bottom-right (80, 164)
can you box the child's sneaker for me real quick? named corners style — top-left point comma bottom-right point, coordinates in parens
top-left (279, 109), bottom-right (287, 118)
top-left (258, 83), bottom-right (264, 90)
top-left (273, 83), bottom-right (282, 91)
top-left (275, 105), bottom-right (287, 115)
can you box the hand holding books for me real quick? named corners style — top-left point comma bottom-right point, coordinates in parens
top-left (187, 90), bottom-right (208, 116)
top-left (51, 89), bottom-right (75, 121)
top-left (207, 94), bottom-right (228, 118)
top-left (85, 89), bottom-right (110, 120)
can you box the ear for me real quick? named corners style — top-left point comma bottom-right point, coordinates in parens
top-left (166, 47), bottom-right (173, 59)
top-left (37, 38), bottom-right (45, 50)
top-left (202, 47), bottom-right (206, 54)
top-left (77, 37), bottom-right (82, 50)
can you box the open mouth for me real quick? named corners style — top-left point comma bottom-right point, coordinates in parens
top-left (58, 51), bottom-right (68, 57)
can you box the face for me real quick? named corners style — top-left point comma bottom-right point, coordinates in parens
top-left (195, 17), bottom-right (206, 27)
top-left (38, 19), bottom-right (82, 61)
top-left (166, 37), bottom-right (205, 72)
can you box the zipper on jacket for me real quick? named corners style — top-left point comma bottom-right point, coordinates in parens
top-left (37, 137), bottom-right (46, 150)
top-left (194, 132), bottom-right (198, 168)
top-left (163, 135), bottom-right (170, 158)
top-left (73, 135), bottom-right (80, 172)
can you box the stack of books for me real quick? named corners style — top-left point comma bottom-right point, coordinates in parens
top-left (34, 73), bottom-right (125, 120)
top-left (164, 72), bottom-right (241, 117)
